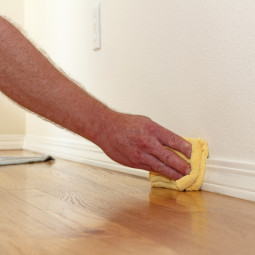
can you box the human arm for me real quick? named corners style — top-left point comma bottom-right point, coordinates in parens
top-left (0, 16), bottom-right (191, 180)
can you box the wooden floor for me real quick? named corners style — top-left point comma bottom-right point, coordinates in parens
top-left (0, 151), bottom-right (254, 255)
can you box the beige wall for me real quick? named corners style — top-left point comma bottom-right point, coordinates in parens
top-left (0, 0), bottom-right (26, 135)
top-left (24, 0), bottom-right (255, 163)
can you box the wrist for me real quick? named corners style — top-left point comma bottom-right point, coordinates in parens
top-left (91, 105), bottom-right (118, 148)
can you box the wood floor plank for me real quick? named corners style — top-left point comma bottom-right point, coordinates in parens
top-left (0, 150), bottom-right (254, 255)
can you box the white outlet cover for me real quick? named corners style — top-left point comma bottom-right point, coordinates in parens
top-left (93, 3), bottom-right (101, 50)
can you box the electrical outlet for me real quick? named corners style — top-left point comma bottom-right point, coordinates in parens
top-left (93, 3), bottom-right (101, 50)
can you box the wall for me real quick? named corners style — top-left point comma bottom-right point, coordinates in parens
top-left (23, 0), bottom-right (255, 200)
top-left (0, 0), bottom-right (26, 135)
top-left (24, 0), bottom-right (255, 161)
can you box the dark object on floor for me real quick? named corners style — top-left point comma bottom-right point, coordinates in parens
top-left (0, 155), bottom-right (54, 166)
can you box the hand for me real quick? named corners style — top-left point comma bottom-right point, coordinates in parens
top-left (97, 112), bottom-right (192, 180)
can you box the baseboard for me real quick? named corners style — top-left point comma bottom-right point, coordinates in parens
top-left (23, 135), bottom-right (255, 202)
top-left (202, 159), bottom-right (255, 202)
top-left (0, 135), bottom-right (24, 150)
top-left (23, 135), bottom-right (148, 178)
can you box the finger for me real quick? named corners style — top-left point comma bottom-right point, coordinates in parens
top-left (136, 154), bottom-right (184, 180)
top-left (157, 128), bottom-right (192, 159)
top-left (152, 143), bottom-right (191, 176)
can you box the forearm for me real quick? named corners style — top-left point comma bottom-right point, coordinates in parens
top-left (0, 16), bottom-right (112, 144)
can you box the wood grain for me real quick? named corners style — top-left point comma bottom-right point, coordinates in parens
top-left (0, 150), bottom-right (254, 255)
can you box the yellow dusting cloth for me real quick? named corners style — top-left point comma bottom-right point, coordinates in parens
top-left (149, 138), bottom-right (209, 191)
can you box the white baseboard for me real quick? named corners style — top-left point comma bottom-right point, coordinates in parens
top-left (8, 135), bottom-right (255, 202)
top-left (202, 159), bottom-right (255, 202)
top-left (23, 135), bottom-right (148, 178)
top-left (0, 135), bottom-right (24, 150)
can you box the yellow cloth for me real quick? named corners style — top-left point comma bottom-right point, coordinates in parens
top-left (149, 138), bottom-right (209, 191)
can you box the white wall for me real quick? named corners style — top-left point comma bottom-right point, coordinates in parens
top-left (24, 0), bottom-right (90, 141)
top-left (24, 0), bottom-right (255, 164)
top-left (0, 0), bottom-right (26, 135)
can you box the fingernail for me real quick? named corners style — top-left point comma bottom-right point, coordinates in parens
top-left (187, 148), bottom-right (192, 159)
top-left (186, 167), bottom-right (191, 175)
top-left (174, 173), bottom-right (183, 180)
top-left (178, 173), bottom-right (184, 180)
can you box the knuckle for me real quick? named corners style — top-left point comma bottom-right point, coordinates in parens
top-left (141, 118), bottom-right (158, 135)
top-left (168, 134), bottom-right (178, 147)
top-left (147, 124), bottom-right (158, 135)
top-left (135, 136), bottom-right (152, 151)
top-left (161, 150), bottom-right (174, 165)
top-left (165, 152), bottom-right (174, 164)
top-left (156, 162), bottom-right (165, 174)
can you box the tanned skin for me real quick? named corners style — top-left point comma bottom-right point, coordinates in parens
top-left (0, 16), bottom-right (191, 180)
